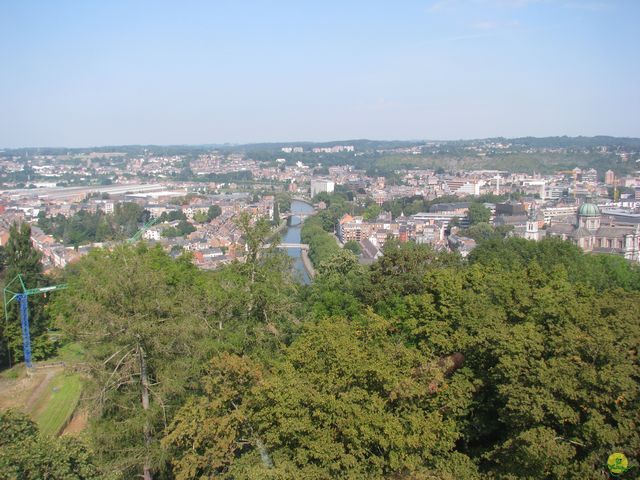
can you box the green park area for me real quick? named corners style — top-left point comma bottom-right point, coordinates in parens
top-left (32, 372), bottom-right (83, 437)
top-left (0, 342), bottom-right (86, 438)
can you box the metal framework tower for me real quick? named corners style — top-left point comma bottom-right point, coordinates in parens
top-left (3, 274), bottom-right (67, 369)
top-left (129, 217), bottom-right (159, 243)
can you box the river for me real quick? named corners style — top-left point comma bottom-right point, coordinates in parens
top-left (282, 199), bottom-right (314, 284)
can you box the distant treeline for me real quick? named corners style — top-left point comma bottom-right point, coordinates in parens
top-left (178, 169), bottom-right (254, 183)
top-left (5, 136), bottom-right (639, 158)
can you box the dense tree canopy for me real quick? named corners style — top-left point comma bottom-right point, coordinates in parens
top-left (301, 216), bottom-right (341, 267)
top-left (458, 222), bottom-right (513, 243)
top-left (466, 202), bottom-right (491, 225)
top-left (343, 240), bottom-right (361, 255)
top-left (207, 205), bottom-right (222, 221)
top-left (161, 234), bottom-right (640, 479)
top-left (363, 203), bottom-right (382, 221)
top-left (161, 220), bottom-right (196, 238)
top-left (47, 217), bottom-right (298, 479)
top-left (5, 222), bottom-right (636, 479)
top-left (51, 245), bottom-right (213, 479)
top-left (158, 210), bottom-right (187, 223)
top-left (0, 410), bottom-right (100, 479)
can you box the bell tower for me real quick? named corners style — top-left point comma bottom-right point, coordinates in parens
top-left (525, 204), bottom-right (539, 241)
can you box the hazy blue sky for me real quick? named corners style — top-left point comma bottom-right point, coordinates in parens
top-left (1, 0), bottom-right (638, 147)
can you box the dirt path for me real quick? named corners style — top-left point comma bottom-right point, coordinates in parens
top-left (0, 375), bottom-right (27, 410)
top-left (25, 368), bottom-right (60, 412)
top-left (0, 366), bottom-right (63, 413)
top-left (61, 408), bottom-right (88, 436)
top-left (0, 371), bottom-right (41, 411)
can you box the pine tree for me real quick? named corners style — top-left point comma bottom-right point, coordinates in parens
top-left (52, 245), bottom-right (214, 479)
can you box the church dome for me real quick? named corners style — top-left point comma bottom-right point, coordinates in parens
top-left (578, 202), bottom-right (600, 217)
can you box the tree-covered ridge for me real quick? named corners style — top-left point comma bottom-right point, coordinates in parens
top-left (5, 136), bottom-right (640, 157)
top-left (2, 221), bottom-right (638, 478)
top-left (5, 136), bottom-right (638, 189)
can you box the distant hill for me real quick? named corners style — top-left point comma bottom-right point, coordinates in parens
top-left (4, 136), bottom-right (639, 156)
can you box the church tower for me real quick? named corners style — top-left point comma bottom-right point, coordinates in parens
top-left (525, 204), bottom-right (539, 241)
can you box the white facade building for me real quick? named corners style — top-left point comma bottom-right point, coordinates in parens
top-left (310, 179), bottom-right (335, 197)
top-left (143, 228), bottom-right (161, 241)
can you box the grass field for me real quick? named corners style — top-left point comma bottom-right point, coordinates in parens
top-left (33, 372), bottom-right (83, 437)
top-left (55, 341), bottom-right (85, 363)
top-left (0, 342), bottom-right (87, 437)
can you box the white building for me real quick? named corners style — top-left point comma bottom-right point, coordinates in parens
top-left (310, 179), bottom-right (335, 197)
top-left (456, 182), bottom-right (481, 196)
top-left (522, 180), bottom-right (546, 198)
top-left (143, 228), bottom-right (161, 241)
top-left (541, 205), bottom-right (578, 224)
top-left (92, 200), bottom-right (114, 214)
top-left (411, 212), bottom-right (469, 229)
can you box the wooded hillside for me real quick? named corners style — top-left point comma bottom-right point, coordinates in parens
top-left (1, 219), bottom-right (638, 479)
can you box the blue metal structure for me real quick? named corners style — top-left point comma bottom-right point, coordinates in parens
top-left (18, 294), bottom-right (31, 368)
top-left (3, 274), bottom-right (67, 369)
top-left (4, 216), bottom-right (154, 369)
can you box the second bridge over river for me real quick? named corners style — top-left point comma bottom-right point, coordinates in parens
top-left (278, 242), bottom-right (309, 249)
top-left (263, 242), bottom-right (309, 250)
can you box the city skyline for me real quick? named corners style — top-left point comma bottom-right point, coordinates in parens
top-left (1, 0), bottom-right (639, 148)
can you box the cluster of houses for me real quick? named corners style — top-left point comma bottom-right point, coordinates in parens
top-left (0, 192), bottom-right (277, 272)
top-left (2, 158), bottom-right (640, 272)
top-left (337, 196), bottom-right (640, 263)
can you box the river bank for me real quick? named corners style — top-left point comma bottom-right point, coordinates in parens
top-left (300, 215), bottom-right (340, 269)
top-left (301, 249), bottom-right (316, 279)
top-left (268, 219), bottom-right (287, 241)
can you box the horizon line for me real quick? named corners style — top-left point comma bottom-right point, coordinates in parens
top-left (2, 134), bottom-right (639, 151)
